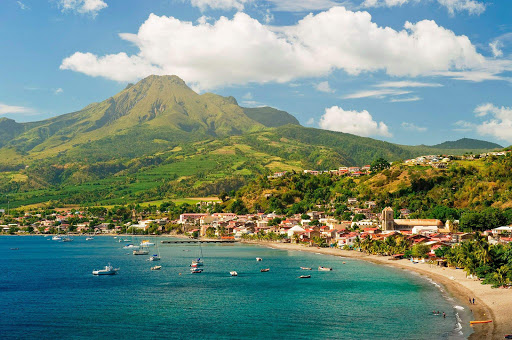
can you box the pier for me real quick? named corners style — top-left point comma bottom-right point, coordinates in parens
top-left (161, 239), bottom-right (237, 244)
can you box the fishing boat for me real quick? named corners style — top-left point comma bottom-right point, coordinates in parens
top-left (92, 264), bottom-right (118, 275)
top-left (256, 257), bottom-right (262, 261)
top-left (230, 271), bottom-right (238, 276)
top-left (260, 268), bottom-right (270, 272)
top-left (300, 267), bottom-right (312, 270)
top-left (140, 240), bottom-right (155, 246)
top-left (148, 254), bottom-right (161, 261)
top-left (299, 275), bottom-right (311, 279)
top-left (133, 248), bottom-right (149, 255)
top-left (318, 266), bottom-right (332, 271)
top-left (52, 236), bottom-right (62, 241)
top-left (190, 268), bottom-right (203, 273)
top-left (151, 265), bottom-right (162, 271)
top-left (469, 320), bottom-right (492, 325)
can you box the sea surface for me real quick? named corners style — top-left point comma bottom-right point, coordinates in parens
top-left (0, 236), bottom-right (473, 339)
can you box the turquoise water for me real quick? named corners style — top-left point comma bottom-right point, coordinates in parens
top-left (0, 236), bottom-right (473, 339)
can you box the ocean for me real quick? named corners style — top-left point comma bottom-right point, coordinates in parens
top-left (0, 236), bottom-right (473, 339)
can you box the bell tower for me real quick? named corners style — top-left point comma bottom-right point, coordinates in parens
top-left (381, 207), bottom-right (394, 231)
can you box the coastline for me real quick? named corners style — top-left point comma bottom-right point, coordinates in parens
top-left (244, 241), bottom-right (510, 340)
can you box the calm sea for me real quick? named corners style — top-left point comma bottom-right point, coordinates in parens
top-left (0, 236), bottom-right (473, 339)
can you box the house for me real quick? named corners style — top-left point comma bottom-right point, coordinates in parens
top-left (179, 213), bottom-right (208, 224)
top-left (347, 198), bottom-right (358, 205)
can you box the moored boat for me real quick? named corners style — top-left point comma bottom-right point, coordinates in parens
top-left (123, 244), bottom-right (139, 249)
top-left (190, 268), bottom-right (203, 273)
top-left (256, 257), bottom-right (262, 261)
top-left (299, 275), bottom-right (311, 279)
top-left (300, 267), bottom-right (312, 270)
top-left (52, 236), bottom-right (62, 241)
top-left (230, 271), bottom-right (238, 276)
top-left (148, 254), bottom-right (161, 261)
top-left (92, 264), bottom-right (118, 275)
top-left (86, 237), bottom-right (94, 240)
top-left (133, 249), bottom-right (149, 255)
top-left (61, 237), bottom-right (73, 242)
top-left (151, 265), bottom-right (162, 271)
top-left (260, 268), bottom-right (270, 272)
top-left (191, 258), bottom-right (204, 267)
top-left (140, 240), bottom-right (155, 246)
top-left (318, 266), bottom-right (332, 271)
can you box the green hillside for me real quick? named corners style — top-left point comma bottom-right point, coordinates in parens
top-left (431, 138), bottom-right (502, 150)
top-left (0, 75), bottom-right (504, 208)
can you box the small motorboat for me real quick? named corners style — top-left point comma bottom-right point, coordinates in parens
top-left (260, 268), bottom-right (270, 272)
top-left (52, 236), bottom-right (62, 241)
top-left (86, 237), bottom-right (94, 241)
top-left (140, 240), bottom-right (155, 246)
top-left (123, 244), bottom-right (139, 249)
top-left (230, 271), bottom-right (238, 276)
top-left (318, 266), bottom-right (332, 271)
top-left (300, 267), bottom-right (312, 270)
top-left (133, 249), bottom-right (149, 255)
top-left (92, 264), bottom-right (118, 275)
top-left (190, 268), bottom-right (203, 273)
top-left (299, 275), bottom-right (311, 279)
top-left (148, 254), bottom-right (161, 261)
top-left (256, 258), bottom-right (262, 261)
top-left (151, 265), bottom-right (162, 271)
top-left (469, 320), bottom-right (492, 325)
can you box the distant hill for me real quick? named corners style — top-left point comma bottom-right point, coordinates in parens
top-left (242, 107), bottom-right (300, 127)
top-left (431, 138), bottom-right (502, 150)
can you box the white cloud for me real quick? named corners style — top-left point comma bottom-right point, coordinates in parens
top-left (489, 40), bottom-right (503, 58)
top-left (268, 0), bottom-right (347, 12)
top-left (306, 117), bottom-right (315, 125)
top-left (362, 0), bottom-right (486, 15)
top-left (60, 8), bottom-right (490, 90)
top-left (242, 92), bottom-right (253, 100)
top-left (17, 1), bottom-right (29, 10)
top-left (241, 100), bottom-right (264, 107)
top-left (315, 81), bottom-right (334, 93)
top-left (343, 89), bottom-right (411, 99)
top-left (319, 106), bottom-right (391, 137)
top-left (0, 103), bottom-right (34, 115)
top-left (375, 81), bottom-right (443, 88)
top-left (453, 120), bottom-right (474, 132)
top-left (459, 103), bottom-right (512, 143)
top-left (401, 122), bottom-right (427, 131)
top-left (263, 9), bottom-right (274, 24)
top-left (54, 88), bottom-right (64, 94)
top-left (58, 0), bottom-right (107, 17)
top-left (191, 0), bottom-right (250, 11)
top-left (390, 96), bottom-right (422, 102)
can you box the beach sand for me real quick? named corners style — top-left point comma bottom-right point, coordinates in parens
top-left (245, 241), bottom-right (512, 340)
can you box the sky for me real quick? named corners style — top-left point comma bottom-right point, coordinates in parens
top-left (1, 0), bottom-right (511, 146)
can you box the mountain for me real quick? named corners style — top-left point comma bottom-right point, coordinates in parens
top-left (431, 138), bottom-right (502, 150)
top-left (0, 75), bottom-right (504, 208)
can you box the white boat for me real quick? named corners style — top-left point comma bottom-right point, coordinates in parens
top-left (86, 237), bottom-right (94, 241)
top-left (133, 249), bottom-right (149, 255)
top-left (230, 271), bottom-right (238, 276)
top-left (256, 257), bottom-right (262, 261)
top-left (52, 236), bottom-right (62, 241)
top-left (300, 267), bottom-right (312, 270)
top-left (151, 265), bottom-right (162, 271)
top-left (92, 264), bottom-right (118, 275)
top-left (148, 254), bottom-right (161, 261)
top-left (123, 244), bottom-right (139, 249)
top-left (140, 240), bottom-right (155, 246)
top-left (190, 268), bottom-right (203, 273)
top-left (318, 266), bottom-right (333, 271)
top-left (299, 275), bottom-right (311, 279)
top-left (191, 259), bottom-right (204, 267)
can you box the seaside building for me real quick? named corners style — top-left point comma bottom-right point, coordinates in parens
top-left (381, 207), bottom-right (443, 232)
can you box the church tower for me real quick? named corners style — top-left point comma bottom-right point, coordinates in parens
top-left (381, 207), bottom-right (395, 231)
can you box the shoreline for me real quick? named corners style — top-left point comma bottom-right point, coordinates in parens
top-left (244, 241), bottom-right (510, 340)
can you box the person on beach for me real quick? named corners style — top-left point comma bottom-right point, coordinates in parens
top-left (469, 297), bottom-right (472, 304)
top-left (472, 298), bottom-right (475, 304)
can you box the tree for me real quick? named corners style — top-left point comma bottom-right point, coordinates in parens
top-left (411, 243), bottom-right (431, 259)
top-left (370, 157), bottom-right (390, 172)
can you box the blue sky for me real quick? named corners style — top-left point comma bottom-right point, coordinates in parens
top-left (1, 0), bottom-right (511, 146)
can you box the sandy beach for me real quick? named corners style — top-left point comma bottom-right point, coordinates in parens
top-left (244, 241), bottom-right (512, 340)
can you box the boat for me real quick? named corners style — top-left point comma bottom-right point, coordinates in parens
top-left (85, 237), bottom-right (94, 241)
top-left (92, 264), bottom-right (118, 275)
top-left (61, 237), bottom-right (73, 242)
top-left (256, 257), bottom-right (262, 261)
top-left (52, 236), bottom-right (62, 241)
top-left (151, 265), bottom-right (162, 271)
top-left (123, 239), bottom-right (130, 242)
top-left (260, 268), bottom-right (270, 272)
top-left (133, 249), bottom-right (149, 255)
top-left (190, 268), bottom-right (203, 273)
top-left (230, 271), bottom-right (238, 276)
top-left (342, 262), bottom-right (346, 264)
top-left (190, 260), bottom-right (204, 267)
top-left (148, 254), bottom-right (161, 261)
top-left (318, 266), bottom-right (332, 271)
top-left (299, 275), bottom-right (311, 279)
top-left (300, 267), bottom-right (312, 270)
top-left (123, 244), bottom-right (139, 249)
top-left (469, 320), bottom-right (492, 325)
top-left (140, 240), bottom-right (155, 246)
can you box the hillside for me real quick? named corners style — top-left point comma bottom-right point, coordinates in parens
top-left (0, 75), bottom-right (504, 208)
top-left (431, 138), bottom-right (502, 150)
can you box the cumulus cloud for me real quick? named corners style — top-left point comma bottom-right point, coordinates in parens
top-left (268, 0), bottom-right (347, 12)
top-left (362, 0), bottom-right (486, 15)
top-left (315, 81), bottom-right (334, 93)
top-left (457, 103), bottom-right (512, 143)
top-left (191, 0), bottom-right (250, 11)
top-left (60, 8), bottom-right (490, 90)
top-left (401, 122), bottom-right (427, 131)
top-left (58, 0), bottom-right (107, 16)
top-left (318, 106), bottom-right (391, 137)
top-left (0, 103), bottom-right (35, 115)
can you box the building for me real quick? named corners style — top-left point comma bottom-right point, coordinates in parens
top-left (381, 207), bottom-right (443, 232)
